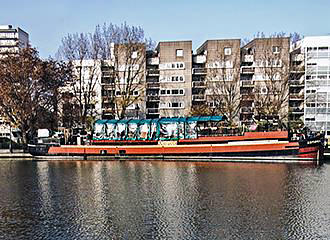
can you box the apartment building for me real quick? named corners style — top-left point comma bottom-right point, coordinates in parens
top-left (194, 39), bottom-right (241, 123)
top-left (0, 25), bottom-right (29, 134)
top-left (59, 60), bottom-right (103, 128)
top-left (0, 25), bottom-right (28, 55)
top-left (145, 41), bottom-right (193, 118)
top-left (240, 37), bottom-right (290, 126)
top-left (61, 43), bottom-right (147, 127)
top-left (295, 36), bottom-right (330, 134)
top-left (288, 43), bottom-right (305, 128)
top-left (62, 35), bottom-right (330, 137)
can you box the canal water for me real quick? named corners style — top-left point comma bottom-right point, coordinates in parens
top-left (0, 161), bottom-right (330, 239)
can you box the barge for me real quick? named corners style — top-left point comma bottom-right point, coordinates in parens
top-left (32, 116), bottom-right (326, 163)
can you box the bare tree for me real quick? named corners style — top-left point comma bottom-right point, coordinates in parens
top-left (191, 41), bottom-right (241, 126)
top-left (0, 47), bottom-right (71, 144)
top-left (57, 32), bottom-right (103, 129)
top-left (252, 35), bottom-right (291, 125)
top-left (109, 24), bottom-right (148, 119)
top-left (57, 22), bottom-right (153, 121)
top-left (206, 46), bottom-right (241, 126)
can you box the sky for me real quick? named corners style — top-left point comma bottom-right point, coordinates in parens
top-left (1, 0), bottom-right (329, 58)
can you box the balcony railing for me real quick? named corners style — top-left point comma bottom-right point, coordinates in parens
top-left (240, 67), bottom-right (255, 74)
top-left (240, 80), bottom-right (254, 87)
top-left (102, 96), bottom-right (114, 103)
top-left (192, 94), bottom-right (206, 101)
top-left (147, 108), bottom-right (159, 114)
top-left (193, 55), bottom-right (206, 64)
top-left (147, 95), bottom-right (160, 101)
top-left (147, 82), bottom-right (160, 88)
top-left (289, 94), bottom-right (304, 100)
top-left (147, 57), bottom-right (159, 65)
top-left (243, 55), bottom-right (254, 63)
top-left (193, 81), bottom-right (206, 88)
top-left (192, 68), bottom-right (207, 75)
top-left (241, 107), bottom-right (253, 114)
top-left (241, 94), bottom-right (254, 101)
top-left (289, 80), bottom-right (304, 86)
top-left (289, 107), bottom-right (304, 113)
top-left (147, 69), bottom-right (160, 76)
top-left (292, 54), bottom-right (304, 62)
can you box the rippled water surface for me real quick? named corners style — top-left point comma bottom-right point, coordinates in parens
top-left (1, 161), bottom-right (330, 239)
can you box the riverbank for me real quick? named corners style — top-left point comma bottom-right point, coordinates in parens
top-left (0, 149), bottom-right (33, 161)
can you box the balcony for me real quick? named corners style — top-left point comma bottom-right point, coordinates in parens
top-left (102, 96), bottom-right (113, 103)
top-left (102, 84), bottom-right (115, 90)
top-left (102, 72), bottom-right (114, 78)
top-left (241, 94), bottom-right (254, 101)
top-left (240, 80), bottom-right (254, 87)
top-left (292, 54), bottom-right (304, 62)
top-left (192, 68), bottom-right (207, 75)
top-left (241, 107), bottom-right (253, 114)
top-left (289, 94), bottom-right (304, 100)
top-left (147, 95), bottom-right (160, 102)
top-left (147, 82), bottom-right (160, 89)
top-left (243, 55), bottom-right (254, 63)
top-left (147, 108), bottom-right (159, 114)
top-left (147, 69), bottom-right (160, 76)
top-left (192, 94), bottom-right (206, 101)
top-left (193, 55), bottom-right (206, 64)
top-left (240, 67), bottom-right (255, 74)
top-left (147, 57), bottom-right (159, 65)
top-left (193, 81), bottom-right (206, 88)
top-left (289, 107), bottom-right (304, 114)
top-left (289, 80), bottom-right (304, 87)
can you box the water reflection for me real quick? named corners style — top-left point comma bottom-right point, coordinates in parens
top-left (0, 161), bottom-right (330, 239)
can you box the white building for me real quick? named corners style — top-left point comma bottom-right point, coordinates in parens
top-left (59, 59), bottom-right (103, 128)
top-left (299, 36), bottom-right (330, 134)
top-left (0, 25), bottom-right (29, 141)
top-left (0, 25), bottom-right (29, 55)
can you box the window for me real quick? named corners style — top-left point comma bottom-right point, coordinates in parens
top-left (116, 91), bottom-right (121, 96)
top-left (172, 89), bottom-right (179, 95)
top-left (319, 47), bottom-right (329, 51)
top-left (272, 46), bottom-right (280, 54)
top-left (172, 102), bottom-right (179, 108)
top-left (133, 91), bottom-right (139, 96)
top-left (160, 88), bottom-right (184, 96)
top-left (224, 47), bottom-right (232, 56)
top-left (131, 51), bottom-right (138, 59)
top-left (176, 49), bottom-right (184, 57)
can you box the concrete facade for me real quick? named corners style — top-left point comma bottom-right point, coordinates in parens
top-left (294, 36), bottom-right (330, 134)
top-left (0, 25), bottom-right (28, 55)
top-left (61, 35), bottom-right (330, 136)
top-left (0, 25), bottom-right (29, 136)
top-left (240, 37), bottom-right (290, 126)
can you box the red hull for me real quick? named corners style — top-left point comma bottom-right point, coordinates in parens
top-left (43, 131), bottom-right (324, 162)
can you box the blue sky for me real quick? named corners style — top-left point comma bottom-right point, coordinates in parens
top-left (1, 0), bottom-right (329, 58)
